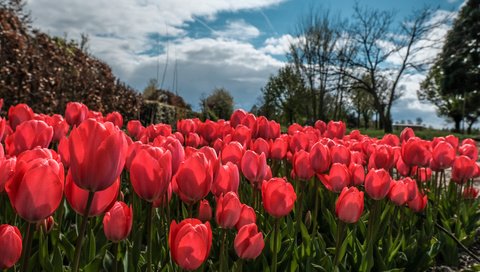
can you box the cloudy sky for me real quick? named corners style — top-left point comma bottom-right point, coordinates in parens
top-left (24, 0), bottom-right (464, 128)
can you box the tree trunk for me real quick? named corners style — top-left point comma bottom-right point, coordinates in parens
top-left (384, 115), bottom-right (393, 133)
top-left (454, 119), bottom-right (461, 133)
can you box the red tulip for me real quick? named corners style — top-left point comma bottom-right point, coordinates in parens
top-left (69, 119), bottom-right (127, 192)
top-left (401, 137), bottom-right (431, 167)
top-left (330, 144), bottom-right (351, 165)
top-left (57, 137), bottom-right (70, 167)
top-left (368, 145), bottom-right (395, 170)
top-left (381, 134), bottom-right (400, 147)
top-left (154, 136), bottom-right (185, 176)
top-left (199, 120), bottom-right (219, 143)
top-left (215, 192), bottom-right (242, 229)
top-left (395, 156), bottom-right (410, 177)
top-left (130, 146), bottom-right (172, 202)
top-left (445, 135), bottom-right (459, 149)
top-left (335, 187), bottom-right (364, 223)
top-left (232, 125), bottom-right (251, 147)
top-left (186, 132), bottom-right (201, 147)
top-left (153, 183), bottom-right (172, 208)
top-left (309, 142), bottom-right (331, 174)
top-left (221, 141), bottom-right (244, 166)
top-left (314, 120), bottom-right (326, 134)
top-left (364, 168), bottom-right (392, 200)
top-left (211, 162), bottom-right (239, 197)
top-left (5, 120), bottom-right (53, 156)
top-left (234, 223), bottom-right (264, 260)
top-left (140, 124), bottom-right (172, 143)
top-left (431, 141), bottom-right (455, 170)
top-left (177, 119), bottom-right (197, 135)
top-left (0, 157), bottom-right (15, 192)
top-left (241, 150), bottom-right (270, 186)
top-left (399, 127), bottom-right (415, 143)
top-left (0, 224), bottom-right (22, 269)
top-left (103, 201), bottom-right (133, 242)
top-left (5, 156), bottom-right (64, 222)
top-left (349, 163), bottom-right (365, 186)
top-left (126, 120), bottom-right (145, 140)
top-left (319, 163), bottom-right (350, 193)
top-left (230, 109), bottom-right (247, 128)
top-left (235, 204), bottom-right (256, 230)
top-left (0, 117), bottom-right (6, 142)
top-left (105, 111), bottom-right (123, 128)
top-left (292, 150), bottom-right (314, 181)
top-left (65, 170), bottom-right (119, 217)
top-left (169, 219), bottom-right (212, 271)
top-left (325, 121), bottom-right (346, 139)
top-left (452, 155), bottom-right (477, 184)
top-left (198, 199), bottom-right (212, 222)
top-left (459, 144), bottom-right (478, 161)
top-left (262, 177), bottom-right (296, 217)
top-left (241, 113), bottom-right (256, 129)
top-left (388, 179), bottom-right (409, 206)
top-left (407, 193), bottom-right (427, 213)
top-left (251, 137), bottom-right (270, 158)
top-left (8, 103), bottom-right (34, 130)
top-left (87, 110), bottom-right (103, 121)
top-left (289, 132), bottom-right (309, 153)
top-left (173, 152), bottom-right (213, 205)
top-left (47, 114), bottom-right (69, 142)
top-left (270, 136), bottom-right (288, 160)
top-left (412, 167), bottom-right (432, 182)
top-left (65, 102), bottom-right (89, 127)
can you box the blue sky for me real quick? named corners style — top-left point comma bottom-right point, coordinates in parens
top-left (25, 0), bottom-right (464, 127)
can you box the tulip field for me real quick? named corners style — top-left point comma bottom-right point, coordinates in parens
top-left (0, 101), bottom-right (479, 271)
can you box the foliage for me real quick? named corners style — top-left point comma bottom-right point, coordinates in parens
top-left (200, 87), bottom-right (234, 120)
top-left (0, 2), bottom-right (142, 121)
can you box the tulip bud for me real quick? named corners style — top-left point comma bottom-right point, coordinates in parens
top-left (292, 150), bottom-right (314, 181)
top-left (0, 224), bottom-right (22, 269)
top-left (198, 199), bottom-right (212, 222)
top-left (309, 142), bottom-right (331, 174)
top-left (235, 204), bottom-right (256, 231)
top-left (169, 219), bottom-right (212, 271)
top-left (365, 168), bottom-right (392, 200)
top-left (37, 216), bottom-right (55, 234)
top-left (304, 210), bottom-right (312, 229)
top-left (262, 177), bottom-right (296, 218)
top-left (234, 223), bottom-right (264, 260)
top-left (103, 201), bottom-right (133, 242)
top-left (335, 187), bottom-right (364, 223)
top-left (215, 192), bottom-right (242, 229)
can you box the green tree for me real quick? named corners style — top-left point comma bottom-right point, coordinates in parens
top-left (419, 0), bottom-right (480, 133)
top-left (260, 65), bottom-right (308, 124)
top-left (201, 88), bottom-right (234, 120)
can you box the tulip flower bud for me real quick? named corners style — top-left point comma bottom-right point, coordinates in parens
top-left (235, 204), bottom-right (256, 231)
top-left (37, 216), bottom-right (55, 234)
top-left (365, 168), bottom-right (392, 200)
top-left (304, 210), bottom-right (312, 229)
top-left (262, 177), bottom-right (296, 218)
top-left (8, 103), bottom-right (34, 130)
top-left (198, 199), bottom-right (212, 222)
top-left (103, 201), bottom-right (133, 242)
top-left (335, 187), bottom-right (364, 223)
top-left (65, 102), bottom-right (88, 127)
top-left (234, 223), bottom-right (264, 260)
top-left (0, 224), bottom-right (22, 269)
top-left (215, 192), bottom-right (242, 229)
top-left (169, 219), bottom-right (212, 271)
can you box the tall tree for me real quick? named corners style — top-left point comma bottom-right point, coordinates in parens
top-left (343, 4), bottom-right (445, 132)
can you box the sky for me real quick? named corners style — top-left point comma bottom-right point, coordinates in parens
top-left (24, 0), bottom-right (465, 128)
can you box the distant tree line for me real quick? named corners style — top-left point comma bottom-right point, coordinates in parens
top-left (254, 3), bottom-right (450, 133)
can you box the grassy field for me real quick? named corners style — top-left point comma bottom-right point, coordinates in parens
top-left (353, 128), bottom-right (480, 140)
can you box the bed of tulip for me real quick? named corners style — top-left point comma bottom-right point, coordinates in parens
top-left (0, 100), bottom-right (479, 271)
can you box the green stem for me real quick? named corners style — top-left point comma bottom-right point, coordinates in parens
top-left (272, 218), bottom-right (280, 272)
top-left (20, 222), bottom-right (35, 272)
top-left (311, 183), bottom-right (320, 237)
top-left (334, 220), bottom-right (346, 267)
top-left (146, 203), bottom-right (154, 272)
top-left (72, 191), bottom-right (95, 272)
top-left (112, 242), bottom-right (119, 272)
top-left (236, 259), bottom-right (243, 272)
top-left (220, 228), bottom-right (228, 271)
top-left (360, 200), bottom-right (381, 272)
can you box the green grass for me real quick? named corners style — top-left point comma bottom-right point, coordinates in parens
top-left (352, 128), bottom-right (479, 140)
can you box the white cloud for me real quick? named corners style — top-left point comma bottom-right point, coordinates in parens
top-left (214, 20), bottom-right (260, 40)
top-left (260, 34), bottom-right (297, 55)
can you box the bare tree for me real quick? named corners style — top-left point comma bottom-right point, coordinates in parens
top-left (343, 4), bottom-right (447, 132)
